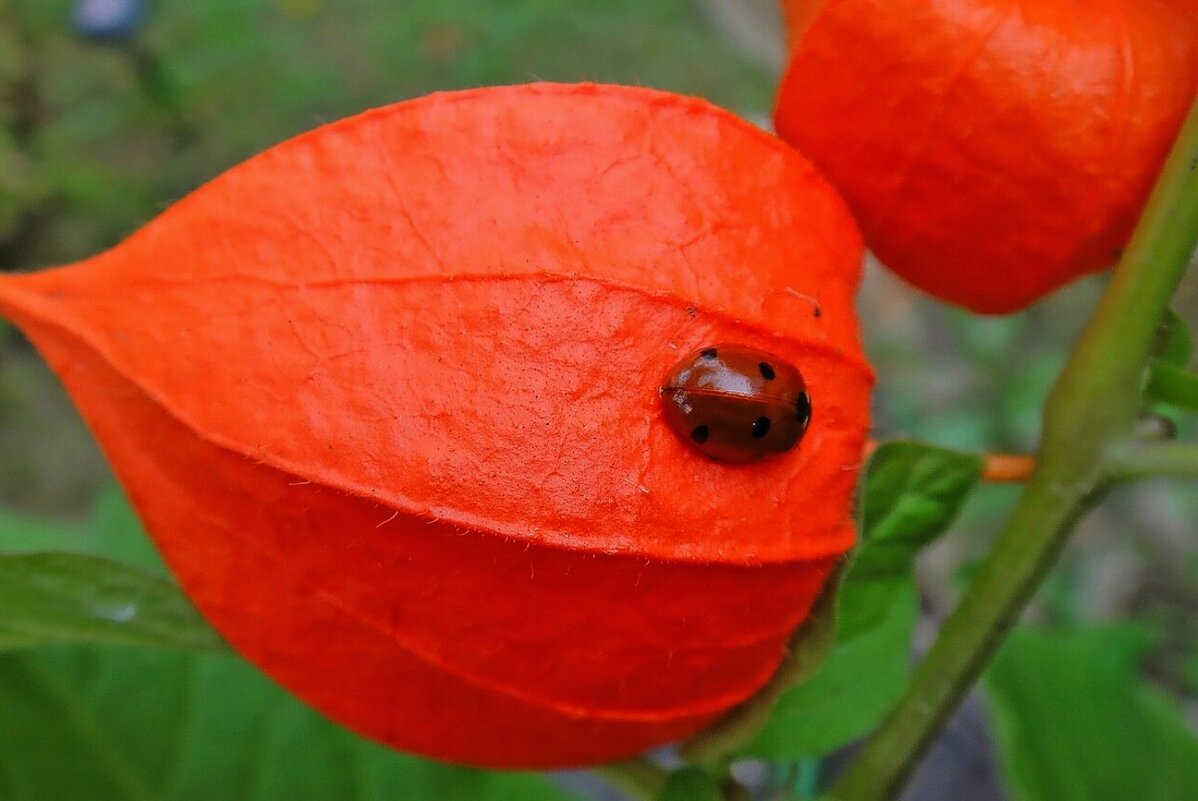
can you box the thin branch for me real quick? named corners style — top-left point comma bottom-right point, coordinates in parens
top-left (827, 96), bottom-right (1198, 801)
top-left (979, 452), bottom-right (1036, 483)
top-left (864, 440), bottom-right (1035, 483)
top-left (593, 757), bottom-right (670, 801)
top-left (1105, 442), bottom-right (1198, 484)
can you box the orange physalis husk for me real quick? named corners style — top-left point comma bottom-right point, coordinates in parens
top-left (776, 0), bottom-right (1198, 314)
top-left (0, 83), bottom-right (871, 768)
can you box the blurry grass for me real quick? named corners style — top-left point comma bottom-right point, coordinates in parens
top-left (7, 0), bottom-right (773, 268)
top-left (0, 348), bottom-right (108, 516)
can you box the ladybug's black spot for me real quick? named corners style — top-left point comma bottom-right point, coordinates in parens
top-left (795, 392), bottom-right (812, 424)
top-left (752, 416), bottom-right (772, 438)
top-left (813, 307), bottom-right (822, 319)
top-left (691, 425), bottom-right (710, 444)
top-left (759, 362), bottom-right (776, 380)
top-left (700, 347), bottom-right (718, 360)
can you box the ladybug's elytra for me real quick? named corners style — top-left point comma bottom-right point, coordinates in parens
top-left (660, 344), bottom-right (812, 464)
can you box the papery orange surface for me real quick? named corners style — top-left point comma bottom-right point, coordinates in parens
top-left (0, 83), bottom-right (871, 767)
top-left (777, 0), bottom-right (1198, 313)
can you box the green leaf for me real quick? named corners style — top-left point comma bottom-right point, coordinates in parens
top-left (0, 552), bottom-right (223, 652)
top-left (1148, 311), bottom-right (1198, 412)
top-left (657, 768), bottom-right (722, 801)
top-left (986, 626), bottom-right (1198, 801)
top-left (851, 442), bottom-right (985, 584)
top-left (741, 442), bottom-right (982, 759)
top-left (0, 492), bottom-right (571, 799)
top-left (0, 487), bottom-right (210, 652)
top-left (740, 590), bottom-right (916, 759)
top-left (0, 646), bottom-right (576, 801)
top-left (84, 483), bottom-right (166, 570)
top-left (0, 483), bottom-right (163, 569)
top-left (0, 506), bottom-right (82, 553)
top-left (1146, 361), bottom-right (1198, 412)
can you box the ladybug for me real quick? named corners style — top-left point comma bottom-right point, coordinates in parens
top-left (660, 344), bottom-right (812, 464)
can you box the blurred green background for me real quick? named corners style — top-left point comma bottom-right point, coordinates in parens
top-left (1, 1), bottom-right (1196, 800)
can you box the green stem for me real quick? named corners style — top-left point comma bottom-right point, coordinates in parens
top-left (826, 97), bottom-right (1198, 801)
top-left (1106, 442), bottom-right (1198, 483)
top-left (593, 757), bottom-right (670, 801)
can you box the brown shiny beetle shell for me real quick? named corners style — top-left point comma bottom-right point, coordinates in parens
top-left (660, 344), bottom-right (812, 464)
